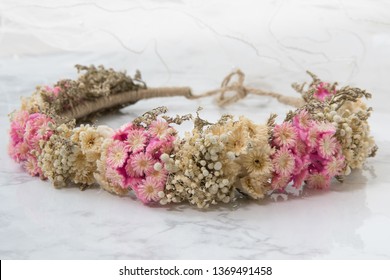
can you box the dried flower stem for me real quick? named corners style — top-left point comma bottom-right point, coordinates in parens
top-left (58, 87), bottom-right (193, 123)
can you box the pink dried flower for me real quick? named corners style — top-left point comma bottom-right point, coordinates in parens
top-left (106, 167), bottom-right (126, 188)
top-left (306, 126), bottom-right (319, 150)
top-left (9, 111), bottom-right (53, 168)
top-left (292, 168), bottom-right (308, 188)
top-left (271, 174), bottom-right (290, 190)
top-left (125, 157), bottom-right (138, 177)
top-left (272, 146), bottom-right (295, 177)
top-left (146, 138), bottom-right (175, 160)
top-left (293, 110), bottom-right (311, 131)
top-left (146, 164), bottom-right (168, 185)
top-left (316, 122), bottom-right (336, 136)
top-left (308, 153), bottom-right (325, 172)
top-left (130, 152), bottom-right (155, 176)
top-left (23, 156), bottom-right (42, 177)
top-left (126, 128), bottom-right (147, 153)
top-left (313, 82), bottom-right (334, 101)
top-left (24, 113), bottom-right (53, 147)
top-left (120, 122), bottom-right (135, 133)
top-left (45, 86), bottom-right (61, 97)
top-left (273, 122), bottom-right (297, 148)
top-left (122, 158), bottom-right (144, 189)
top-left (106, 141), bottom-right (128, 168)
top-left (292, 139), bottom-right (307, 157)
top-left (145, 139), bottom-right (164, 159)
top-left (113, 123), bottom-right (135, 141)
top-left (270, 111), bottom-right (345, 192)
top-left (324, 155), bottom-right (345, 177)
top-left (126, 177), bottom-right (143, 190)
top-left (149, 120), bottom-right (170, 140)
top-left (292, 153), bottom-right (310, 175)
top-left (9, 111), bottom-right (28, 145)
top-left (13, 110), bottom-right (29, 124)
top-left (307, 172), bottom-right (331, 189)
top-left (269, 104), bottom-right (347, 194)
top-left (135, 177), bottom-right (164, 204)
top-left (104, 119), bottom-right (176, 203)
top-left (317, 134), bottom-right (337, 159)
top-left (9, 141), bottom-right (29, 163)
top-left (159, 135), bottom-right (176, 153)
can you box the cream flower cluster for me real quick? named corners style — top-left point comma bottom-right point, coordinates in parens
top-left (38, 123), bottom-right (113, 188)
top-left (323, 100), bottom-right (376, 172)
top-left (160, 115), bottom-right (274, 208)
top-left (8, 66), bottom-right (377, 208)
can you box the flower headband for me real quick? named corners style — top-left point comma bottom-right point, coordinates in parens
top-left (8, 65), bottom-right (377, 208)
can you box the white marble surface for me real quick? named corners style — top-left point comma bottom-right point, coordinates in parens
top-left (0, 0), bottom-right (390, 259)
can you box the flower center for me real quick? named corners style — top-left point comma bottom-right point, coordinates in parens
top-left (115, 152), bottom-right (123, 161)
top-left (139, 159), bottom-right (148, 169)
top-left (279, 154), bottom-right (290, 168)
top-left (254, 159), bottom-right (264, 169)
top-left (145, 184), bottom-right (154, 195)
top-left (88, 139), bottom-right (95, 147)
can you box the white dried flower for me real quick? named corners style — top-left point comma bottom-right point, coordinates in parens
top-left (214, 162), bottom-right (222, 171)
top-left (160, 153), bottom-right (170, 162)
top-left (154, 162), bottom-right (162, 171)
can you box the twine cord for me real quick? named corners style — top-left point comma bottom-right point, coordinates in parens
top-left (187, 69), bottom-right (304, 108)
top-left (58, 69), bottom-right (303, 122)
top-left (58, 87), bottom-right (192, 122)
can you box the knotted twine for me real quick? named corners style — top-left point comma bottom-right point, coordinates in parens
top-left (187, 69), bottom-right (304, 108)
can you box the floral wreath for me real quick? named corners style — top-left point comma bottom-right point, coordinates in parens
top-left (8, 65), bottom-right (377, 208)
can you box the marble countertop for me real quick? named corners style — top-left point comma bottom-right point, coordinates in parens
top-left (1, 0), bottom-right (390, 259)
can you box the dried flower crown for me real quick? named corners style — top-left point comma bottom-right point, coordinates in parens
top-left (8, 65), bottom-right (377, 208)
